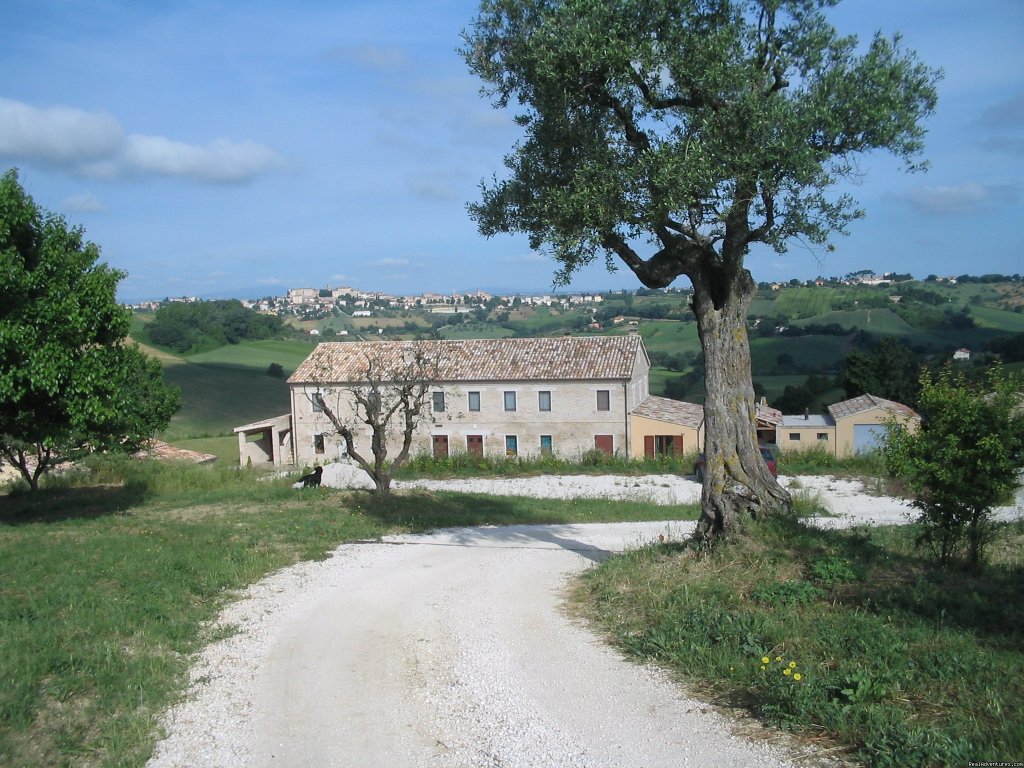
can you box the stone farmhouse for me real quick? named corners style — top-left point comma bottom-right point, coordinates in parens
top-left (233, 336), bottom-right (917, 468)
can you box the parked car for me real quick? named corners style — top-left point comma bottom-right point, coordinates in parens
top-left (694, 446), bottom-right (777, 481)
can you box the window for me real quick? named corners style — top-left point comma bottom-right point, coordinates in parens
top-left (314, 434), bottom-right (325, 454)
top-left (468, 391), bottom-right (481, 412)
top-left (504, 391), bottom-right (517, 411)
top-left (432, 391), bottom-right (445, 413)
top-left (789, 433), bottom-right (801, 441)
top-left (311, 392), bottom-right (323, 413)
top-left (467, 435), bottom-right (483, 456)
top-left (538, 391), bottom-right (551, 411)
top-left (505, 435), bottom-right (518, 456)
top-left (597, 390), bottom-right (610, 411)
top-left (540, 435), bottom-right (553, 455)
top-left (817, 432), bottom-right (829, 441)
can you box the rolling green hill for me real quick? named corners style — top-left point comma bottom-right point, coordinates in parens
top-left (133, 279), bottom-right (1023, 450)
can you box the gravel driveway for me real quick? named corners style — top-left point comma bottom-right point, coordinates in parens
top-left (147, 470), bottom-right (1023, 768)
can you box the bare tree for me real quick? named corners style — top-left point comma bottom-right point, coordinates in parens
top-left (312, 343), bottom-right (441, 495)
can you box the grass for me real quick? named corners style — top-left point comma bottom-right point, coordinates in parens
top-left (0, 456), bottom-right (691, 767)
top-left (573, 515), bottom-right (1024, 767)
top-left (397, 448), bottom-right (700, 479)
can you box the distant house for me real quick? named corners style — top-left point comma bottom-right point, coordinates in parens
top-left (953, 348), bottom-right (971, 361)
top-left (777, 394), bottom-right (919, 457)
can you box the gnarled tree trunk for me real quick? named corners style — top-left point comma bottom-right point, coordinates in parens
top-left (691, 265), bottom-right (791, 543)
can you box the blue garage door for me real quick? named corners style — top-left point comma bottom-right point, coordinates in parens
top-left (853, 424), bottom-right (886, 453)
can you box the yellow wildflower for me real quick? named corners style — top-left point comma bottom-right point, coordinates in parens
top-left (761, 657), bottom-right (770, 665)
top-left (793, 673), bottom-right (802, 681)
top-left (783, 668), bottom-right (792, 676)
top-left (789, 661), bottom-right (797, 669)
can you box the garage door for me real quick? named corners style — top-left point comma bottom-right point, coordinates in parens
top-left (853, 424), bottom-right (886, 453)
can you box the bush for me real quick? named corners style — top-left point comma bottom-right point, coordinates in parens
top-left (884, 364), bottom-right (1024, 569)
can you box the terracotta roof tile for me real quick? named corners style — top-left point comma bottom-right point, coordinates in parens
top-left (827, 393), bottom-right (917, 421)
top-left (631, 396), bottom-right (704, 429)
top-left (288, 336), bottom-right (645, 384)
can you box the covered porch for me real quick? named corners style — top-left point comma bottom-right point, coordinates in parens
top-left (233, 414), bottom-right (293, 468)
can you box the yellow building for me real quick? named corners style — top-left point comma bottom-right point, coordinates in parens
top-left (777, 394), bottom-right (919, 457)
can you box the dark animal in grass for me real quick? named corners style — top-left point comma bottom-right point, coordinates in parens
top-left (298, 466), bottom-right (323, 488)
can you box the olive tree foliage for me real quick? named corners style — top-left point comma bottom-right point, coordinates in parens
top-left (462, 0), bottom-right (940, 542)
top-left (0, 169), bottom-right (180, 490)
top-left (311, 345), bottom-right (442, 495)
top-left (883, 365), bottom-right (1024, 571)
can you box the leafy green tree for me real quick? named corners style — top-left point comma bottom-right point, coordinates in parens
top-left (463, 0), bottom-right (940, 541)
top-left (839, 337), bottom-right (920, 406)
top-left (883, 365), bottom-right (1024, 570)
top-left (0, 169), bottom-right (180, 490)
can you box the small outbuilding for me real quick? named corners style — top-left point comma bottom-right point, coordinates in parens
top-left (234, 413), bottom-right (293, 467)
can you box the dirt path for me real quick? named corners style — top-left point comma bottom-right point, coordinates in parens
top-left (248, 522), bottom-right (794, 768)
top-left (148, 475), bottom-right (1022, 767)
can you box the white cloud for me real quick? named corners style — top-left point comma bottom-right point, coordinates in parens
top-left (62, 191), bottom-right (104, 212)
top-left (500, 252), bottom-right (547, 264)
top-left (0, 97), bottom-right (285, 183)
top-left (407, 177), bottom-right (457, 202)
top-left (326, 44), bottom-right (410, 73)
top-left (905, 182), bottom-right (1001, 215)
top-left (0, 98), bottom-right (122, 163)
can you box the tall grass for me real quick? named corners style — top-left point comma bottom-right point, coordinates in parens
top-left (574, 516), bottom-right (1024, 767)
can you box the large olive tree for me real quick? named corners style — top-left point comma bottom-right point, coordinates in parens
top-left (463, 0), bottom-right (940, 541)
top-left (0, 169), bottom-right (180, 490)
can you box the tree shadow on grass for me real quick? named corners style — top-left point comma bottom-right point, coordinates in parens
top-left (0, 483), bottom-right (149, 524)
top-left (765, 515), bottom-right (1024, 652)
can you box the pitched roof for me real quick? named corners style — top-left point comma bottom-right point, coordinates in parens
top-left (756, 402), bottom-right (783, 426)
top-left (827, 393), bottom-right (918, 421)
top-left (288, 336), bottom-right (645, 384)
top-left (631, 396), bottom-right (704, 429)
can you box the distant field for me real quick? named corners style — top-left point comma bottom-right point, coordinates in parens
top-left (157, 339), bottom-right (317, 441)
top-left (970, 305), bottom-right (1024, 333)
top-left (750, 335), bottom-right (851, 373)
top-left (793, 308), bottom-right (913, 335)
top-left (440, 323), bottom-right (516, 339)
top-left (630, 320), bottom-right (701, 355)
top-left (771, 287), bottom-right (840, 318)
top-left (185, 339), bottom-right (315, 374)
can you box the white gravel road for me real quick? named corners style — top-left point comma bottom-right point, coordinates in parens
top-left (147, 469), bottom-right (1023, 768)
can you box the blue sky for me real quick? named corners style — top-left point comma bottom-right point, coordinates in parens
top-left (2, 0), bottom-right (1022, 303)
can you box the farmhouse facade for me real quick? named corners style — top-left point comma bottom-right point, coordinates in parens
top-left (286, 336), bottom-right (650, 467)
top-left (233, 337), bottom-right (918, 468)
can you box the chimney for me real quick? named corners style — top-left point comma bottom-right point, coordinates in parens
top-left (804, 407), bottom-right (810, 420)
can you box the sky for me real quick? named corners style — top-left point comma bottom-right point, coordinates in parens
top-left (1, 1), bottom-right (1022, 304)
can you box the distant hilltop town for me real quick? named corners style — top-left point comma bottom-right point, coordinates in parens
top-left (128, 271), bottom-right (1009, 314)
top-left (130, 286), bottom-right (613, 315)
